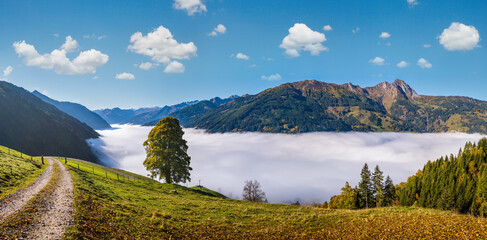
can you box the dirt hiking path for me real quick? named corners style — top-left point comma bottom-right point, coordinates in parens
top-left (28, 157), bottom-right (73, 239)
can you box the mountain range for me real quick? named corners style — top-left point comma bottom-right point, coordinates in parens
top-left (0, 81), bottom-right (99, 161)
top-left (32, 90), bottom-right (111, 130)
top-left (98, 96), bottom-right (238, 126)
top-left (175, 79), bottom-right (487, 134)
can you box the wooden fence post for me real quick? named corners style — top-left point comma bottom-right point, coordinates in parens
top-left (117, 173), bottom-right (119, 180)
top-left (78, 163), bottom-right (80, 169)
top-left (41, 156), bottom-right (44, 165)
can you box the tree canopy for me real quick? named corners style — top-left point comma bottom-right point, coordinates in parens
top-left (143, 117), bottom-right (192, 184)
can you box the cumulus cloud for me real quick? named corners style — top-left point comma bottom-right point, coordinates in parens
top-left (379, 32), bottom-right (391, 39)
top-left (280, 23), bottom-right (328, 57)
top-left (323, 25), bottom-right (333, 31)
top-left (261, 73), bottom-right (282, 81)
top-left (439, 22), bottom-right (480, 51)
top-left (138, 62), bottom-right (154, 70)
top-left (3, 66), bottom-right (13, 76)
top-left (61, 36), bottom-right (78, 52)
top-left (397, 61), bottom-right (409, 68)
top-left (89, 125), bottom-right (484, 203)
top-left (352, 27), bottom-right (360, 33)
top-left (407, 0), bottom-right (419, 6)
top-left (209, 24), bottom-right (226, 36)
top-left (417, 58), bottom-right (432, 69)
top-left (234, 52), bottom-right (250, 60)
top-left (173, 0), bottom-right (207, 16)
top-left (423, 44), bottom-right (431, 48)
top-left (115, 72), bottom-right (135, 80)
top-left (13, 36), bottom-right (109, 75)
top-left (128, 26), bottom-right (196, 73)
top-left (164, 60), bottom-right (185, 73)
top-left (369, 56), bottom-right (385, 66)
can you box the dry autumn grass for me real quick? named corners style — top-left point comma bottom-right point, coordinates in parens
top-left (61, 159), bottom-right (487, 239)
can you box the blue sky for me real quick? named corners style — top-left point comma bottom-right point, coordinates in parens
top-left (0, 0), bottom-right (485, 109)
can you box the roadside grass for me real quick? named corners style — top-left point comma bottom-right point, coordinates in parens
top-left (0, 146), bottom-right (47, 200)
top-left (0, 162), bottom-right (60, 239)
top-left (64, 160), bottom-right (487, 239)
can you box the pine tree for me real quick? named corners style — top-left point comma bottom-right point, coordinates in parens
top-left (358, 163), bottom-right (373, 209)
top-left (372, 165), bottom-right (384, 207)
top-left (383, 175), bottom-right (395, 206)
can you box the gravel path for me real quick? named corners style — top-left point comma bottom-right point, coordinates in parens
top-left (0, 158), bottom-right (53, 223)
top-left (28, 158), bottom-right (73, 239)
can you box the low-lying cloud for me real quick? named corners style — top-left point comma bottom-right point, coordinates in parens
top-left (89, 125), bottom-right (483, 204)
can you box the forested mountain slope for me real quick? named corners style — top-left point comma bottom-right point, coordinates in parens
top-left (0, 81), bottom-right (99, 161)
top-left (182, 79), bottom-right (487, 133)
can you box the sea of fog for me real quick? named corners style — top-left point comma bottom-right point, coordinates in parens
top-left (87, 124), bottom-right (484, 204)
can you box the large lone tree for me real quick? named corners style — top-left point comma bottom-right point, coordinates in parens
top-left (143, 116), bottom-right (192, 184)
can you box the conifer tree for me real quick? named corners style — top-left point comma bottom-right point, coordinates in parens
top-left (383, 175), bottom-right (395, 206)
top-left (358, 163), bottom-right (373, 209)
top-left (372, 165), bottom-right (384, 207)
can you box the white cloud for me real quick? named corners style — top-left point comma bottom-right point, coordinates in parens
top-left (379, 32), bottom-right (391, 39)
top-left (139, 62), bottom-right (154, 70)
top-left (280, 23), bottom-right (328, 57)
top-left (128, 25), bottom-right (196, 75)
top-left (173, 0), bottom-right (207, 16)
top-left (323, 25), bottom-right (333, 31)
top-left (352, 27), bottom-right (360, 33)
top-left (53, 33), bottom-right (59, 37)
top-left (397, 61), bottom-right (409, 68)
top-left (407, 0), bottom-right (419, 6)
top-left (115, 72), bottom-right (135, 80)
top-left (417, 58), bottom-right (432, 68)
top-left (89, 125), bottom-right (483, 203)
top-left (423, 44), bottom-right (431, 48)
top-left (439, 22), bottom-right (480, 51)
top-left (235, 52), bottom-right (250, 60)
top-left (261, 73), bottom-right (282, 81)
top-left (164, 60), bottom-right (185, 73)
top-left (60, 36), bottom-right (79, 52)
top-left (249, 64), bottom-right (256, 68)
top-left (369, 57), bottom-right (385, 66)
top-left (92, 76), bottom-right (99, 80)
top-left (209, 24), bottom-right (226, 36)
top-left (3, 66), bottom-right (13, 76)
top-left (83, 34), bottom-right (107, 40)
top-left (13, 36), bottom-right (109, 75)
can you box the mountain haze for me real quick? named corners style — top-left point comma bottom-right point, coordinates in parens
top-left (182, 79), bottom-right (487, 134)
top-left (0, 81), bottom-right (99, 161)
top-left (32, 90), bottom-right (111, 130)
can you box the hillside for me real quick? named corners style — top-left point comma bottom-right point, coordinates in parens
top-left (32, 90), bottom-right (111, 130)
top-left (0, 81), bottom-right (99, 161)
top-left (48, 158), bottom-right (487, 238)
top-left (3, 148), bottom-right (487, 238)
top-left (183, 79), bottom-right (487, 133)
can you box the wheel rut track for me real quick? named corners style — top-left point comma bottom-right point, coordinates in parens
top-left (28, 158), bottom-right (74, 239)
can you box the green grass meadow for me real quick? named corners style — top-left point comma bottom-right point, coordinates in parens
top-left (0, 146), bottom-right (47, 200)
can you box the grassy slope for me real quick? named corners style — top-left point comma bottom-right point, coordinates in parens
top-left (0, 146), bottom-right (47, 200)
top-left (64, 159), bottom-right (487, 239)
